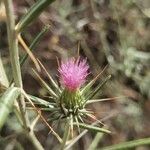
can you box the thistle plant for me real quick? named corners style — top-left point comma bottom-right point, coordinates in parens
top-left (1, 0), bottom-right (149, 149)
top-left (32, 56), bottom-right (111, 149)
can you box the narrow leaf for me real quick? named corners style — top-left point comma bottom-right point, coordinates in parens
top-left (16, 0), bottom-right (55, 32)
top-left (0, 55), bottom-right (9, 88)
top-left (81, 66), bottom-right (108, 95)
top-left (37, 59), bottom-right (61, 94)
top-left (0, 87), bottom-right (20, 129)
top-left (99, 137), bottom-right (150, 150)
top-left (60, 118), bottom-right (70, 150)
top-left (29, 94), bottom-right (54, 107)
top-left (18, 34), bottom-right (41, 71)
top-left (86, 75), bottom-right (111, 100)
top-left (73, 123), bottom-right (111, 134)
top-left (88, 132), bottom-right (104, 150)
top-left (87, 96), bottom-right (126, 104)
top-left (20, 25), bottom-right (50, 67)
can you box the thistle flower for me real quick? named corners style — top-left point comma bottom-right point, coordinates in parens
top-left (32, 57), bottom-right (111, 140)
top-left (58, 58), bottom-right (89, 91)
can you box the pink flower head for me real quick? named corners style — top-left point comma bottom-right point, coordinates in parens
top-left (58, 57), bottom-right (89, 91)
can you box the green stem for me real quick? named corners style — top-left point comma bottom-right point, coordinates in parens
top-left (60, 119), bottom-right (70, 150)
top-left (4, 1), bottom-right (44, 149)
top-left (4, 0), bottom-right (22, 88)
top-left (88, 132), bottom-right (104, 150)
top-left (4, 0), bottom-right (29, 130)
top-left (27, 132), bottom-right (44, 150)
top-left (99, 137), bottom-right (150, 150)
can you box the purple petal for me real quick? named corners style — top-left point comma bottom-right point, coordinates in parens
top-left (58, 57), bottom-right (89, 91)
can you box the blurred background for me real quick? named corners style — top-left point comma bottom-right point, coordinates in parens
top-left (0, 0), bottom-right (150, 149)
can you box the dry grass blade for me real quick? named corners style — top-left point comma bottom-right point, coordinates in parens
top-left (32, 69), bottom-right (58, 99)
top-left (18, 34), bottom-right (41, 71)
top-left (37, 59), bottom-right (61, 93)
top-left (81, 65), bottom-right (108, 94)
top-left (56, 56), bottom-right (60, 68)
top-left (77, 41), bottom-right (81, 58)
top-left (85, 113), bottom-right (105, 126)
top-left (21, 90), bottom-right (62, 143)
top-left (87, 75), bottom-right (111, 100)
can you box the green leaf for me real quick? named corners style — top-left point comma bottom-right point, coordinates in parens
top-left (99, 137), bottom-right (150, 150)
top-left (16, 0), bottom-right (55, 32)
top-left (20, 25), bottom-right (50, 67)
top-left (0, 55), bottom-right (9, 89)
top-left (0, 87), bottom-right (20, 130)
top-left (29, 94), bottom-right (55, 107)
top-left (73, 122), bottom-right (111, 134)
top-left (88, 132), bottom-right (104, 150)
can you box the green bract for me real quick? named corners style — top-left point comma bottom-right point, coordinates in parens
top-left (60, 89), bottom-right (84, 110)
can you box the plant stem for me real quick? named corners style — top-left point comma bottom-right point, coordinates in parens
top-left (99, 137), bottom-right (150, 150)
top-left (60, 119), bottom-right (70, 150)
top-left (88, 132), bottom-right (104, 150)
top-left (27, 132), bottom-right (44, 150)
top-left (4, 0), bottom-right (29, 130)
top-left (4, 0), bottom-right (22, 88)
top-left (4, 1), bottom-right (44, 149)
